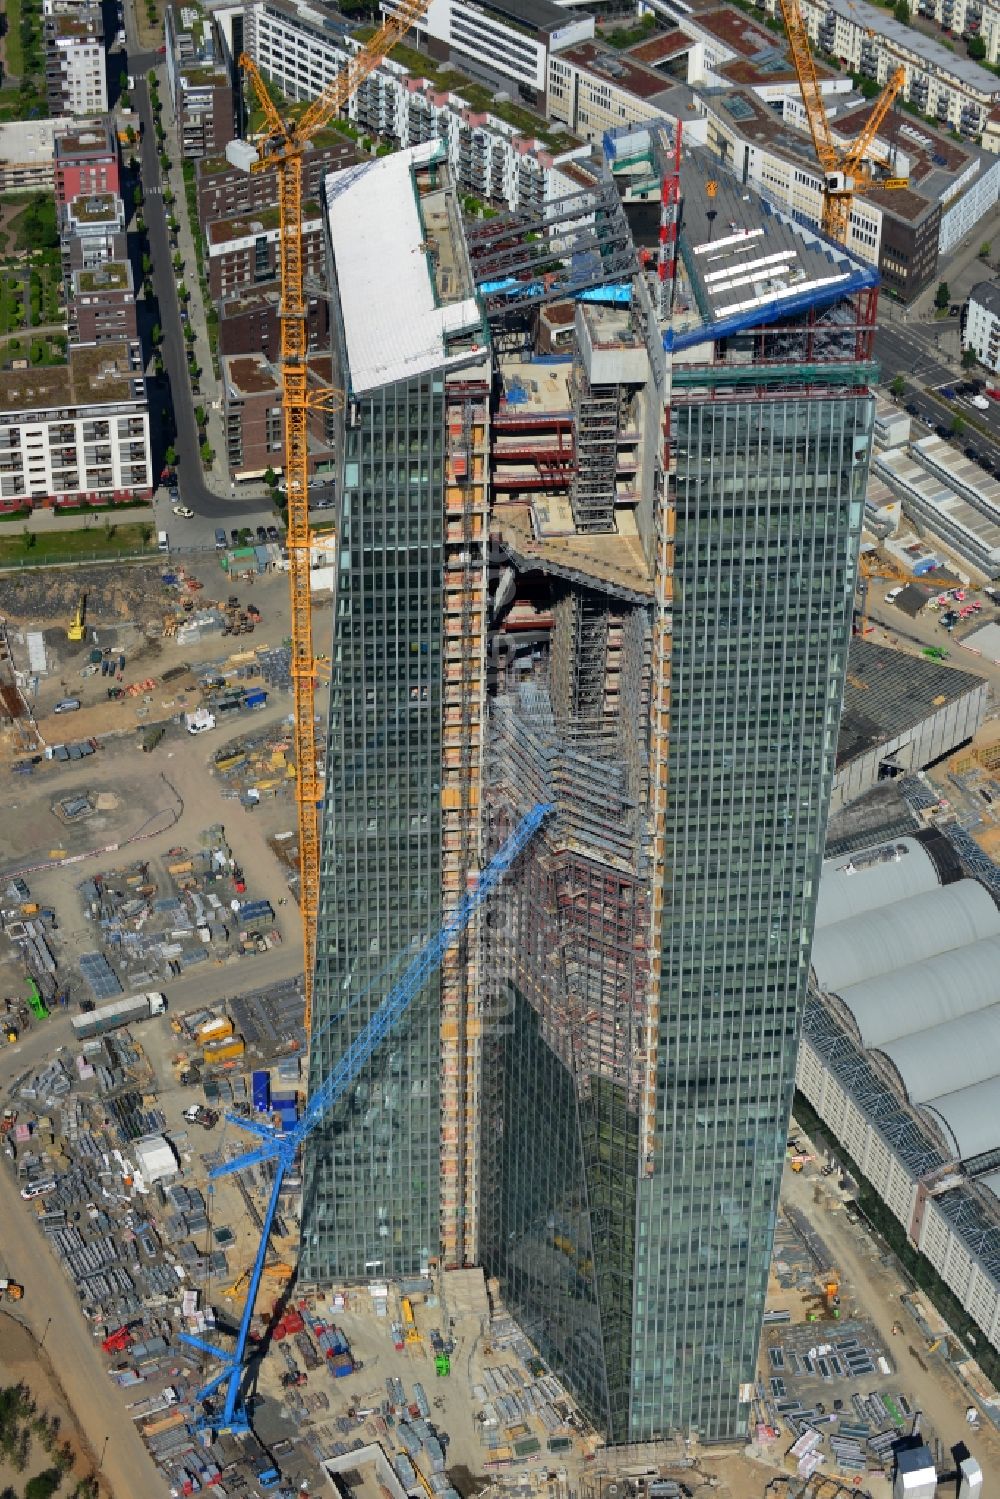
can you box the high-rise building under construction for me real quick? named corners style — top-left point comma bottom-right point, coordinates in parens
top-left (303, 133), bottom-right (878, 1444)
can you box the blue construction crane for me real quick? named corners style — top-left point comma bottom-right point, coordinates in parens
top-left (180, 802), bottom-right (552, 1435)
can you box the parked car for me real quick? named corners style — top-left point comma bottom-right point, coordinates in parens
top-left (230, 528), bottom-right (240, 546)
top-left (172, 504), bottom-right (194, 518)
top-left (266, 524), bottom-right (279, 542)
top-left (885, 586), bottom-right (904, 602)
top-left (941, 385), bottom-right (957, 400)
top-left (256, 524), bottom-right (268, 543)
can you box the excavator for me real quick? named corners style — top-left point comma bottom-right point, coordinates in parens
top-left (67, 594), bottom-right (86, 642)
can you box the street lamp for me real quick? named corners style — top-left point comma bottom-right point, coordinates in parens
top-left (98, 1436), bottom-right (109, 1472)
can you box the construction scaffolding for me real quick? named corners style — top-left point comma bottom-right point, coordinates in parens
top-left (439, 374), bottom-right (489, 1270)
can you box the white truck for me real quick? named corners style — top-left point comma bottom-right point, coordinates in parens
top-left (185, 708), bottom-right (216, 735)
top-left (71, 992), bottom-right (166, 1041)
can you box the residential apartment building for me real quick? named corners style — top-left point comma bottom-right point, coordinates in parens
top-left (0, 342), bottom-right (151, 507)
top-left (53, 118), bottom-right (120, 206)
top-left (195, 137), bottom-right (355, 225)
top-left (244, 0), bottom-right (585, 212)
top-left (221, 352), bottom-right (335, 479)
top-left (206, 207), bottom-right (324, 300)
top-left (164, 3), bottom-right (234, 159)
top-left (44, 2), bottom-right (107, 116)
top-left (761, 0), bottom-right (1000, 136)
top-left (302, 136), bottom-right (877, 1445)
top-left (382, 0), bottom-right (593, 104)
top-left (68, 260), bottom-right (137, 345)
top-left (217, 287), bottom-right (329, 360)
top-left (963, 279), bottom-right (1000, 371)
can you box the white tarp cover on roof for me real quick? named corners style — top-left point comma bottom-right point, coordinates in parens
top-left (922, 1074), bottom-right (1000, 1159)
top-left (838, 933), bottom-right (1000, 1050)
top-left (811, 879), bottom-right (1000, 993)
top-left (814, 838), bottom-right (940, 930)
top-left (325, 141), bottom-right (483, 394)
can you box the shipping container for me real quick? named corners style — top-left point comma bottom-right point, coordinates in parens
top-left (202, 1038), bottom-right (246, 1064)
top-left (251, 1070), bottom-right (271, 1112)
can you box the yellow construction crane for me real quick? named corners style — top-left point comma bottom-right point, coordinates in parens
top-left (777, 0), bottom-right (907, 243)
top-left (238, 0), bottom-right (432, 1035)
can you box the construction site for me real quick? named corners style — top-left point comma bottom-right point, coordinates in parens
top-left (3, 0), bottom-right (1000, 1494)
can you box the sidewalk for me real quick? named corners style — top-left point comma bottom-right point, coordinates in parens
top-left (0, 504), bottom-right (155, 533)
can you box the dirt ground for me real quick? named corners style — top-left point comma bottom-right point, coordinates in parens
top-left (0, 557), bottom-right (303, 759)
top-left (780, 1148), bottom-right (1000, 1481)
top-left (0, 1312), bottom-right (108, 1496)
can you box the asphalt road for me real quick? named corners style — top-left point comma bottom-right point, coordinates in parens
top-left (898, 390), bottom-right (1000, 476)
top-left (875, 322), bottom-right (957, 391)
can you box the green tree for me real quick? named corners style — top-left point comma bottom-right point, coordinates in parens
top-left (141, 252), bottom-right (152, 276)
top-left (890, 374), bottom-right (906, 397)
top-left (935, 280), bottom-right (950, 311)
top-left (200, 441), bottom-right (215, 464)
top-left (119, 68), bottom-right (128, 92)
top-left (952, 413), bottom-right (966, 436)
top-left (163, 186), bottom-right (175, 207)
top-left (172, 251), bottom-right (183, 273)
top-left (133, 184), bottom-right (144, 208)
top-left (177, 282), bottom-right (189, 303)
top-left (980, 240), bottom-right (991, 259)
top-left (893, 0), bottom-right (909, 20)
top-left (184, 323), bottom-right (196, 343)
top-left (21, 526), bottom-right (36, 551)
top-left (962, 348), bottom-right (978, 369)
top-left (164, 444), bottom-right (177, 467)
top-left (151, 322), bottom-right (162, 345)
top-left (194, 405), bottom-right (207, 429)
top-left (159, 151), bottom-right (171, 173)
top-left (263, 465), bottom-right (277, 490)
top-left (25, 1469), bottom-right (62, 1499)
top-left (968, 33), bottom-right (986, 57)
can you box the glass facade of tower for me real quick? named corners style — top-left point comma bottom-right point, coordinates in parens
top-left (629, 392), bottom-right (872, 1441)
top-left (300, 373), bottom-right (447, 1283)
top-left (482, 386), bottom-right (872, 1444)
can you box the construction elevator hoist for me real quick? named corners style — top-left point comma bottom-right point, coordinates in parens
top-left (237, 0), bottom-right (434, 1039)
top-left (181, 802), bottom-right (552, 1435)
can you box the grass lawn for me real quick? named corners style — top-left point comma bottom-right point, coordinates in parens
top-left (4, 0), bottom-right (24, 77)
top-left (0, 272), bottom-right (23, 333)
top-left (0, 523), bottom-right (155, 566)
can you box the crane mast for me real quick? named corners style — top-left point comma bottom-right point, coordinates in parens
top-left (239, 0), bottom-right (434, 1036)
top-left (776, 0), bottom-right (906, 244)
top-left (181, 804), bottom-right (552, 1435)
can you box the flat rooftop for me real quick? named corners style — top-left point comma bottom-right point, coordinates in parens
top-left (499, 360), bottom-right (572, 414)
top-left (875, 446), bottom-right (1000, 568)
top-left (627, 30), bottom-right (692, 63)
top-left (556, 40), bottom-right (682, 101)
top-left (0, 116), bottom-right (74, 166)
top-left (53, 121), bottom-right (113, 158)
top-left (837, 639), bottom-right (986, 767)
top-left (66, 191), bottom-right (121, 225)
top-left (325, 142), bottom-right (483, 395)
top-left (0, 342), bottom-right (140, 413)
top-left (914, 433), bottom-right (1000, 514)
top-left (496, 501), bottom-right (653, 602)
top-left (223, 352), bottom-right (332, 399)
top-left (472, 0), bottom-right (578, 34)
top-left (75, 260), bottom-right (131, 293)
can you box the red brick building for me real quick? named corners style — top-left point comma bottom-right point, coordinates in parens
top-left (222, 352), bottom-right (335, 480)
top-left (195, 136), bottom-right (355, 228)
top-left (206, 206), bottom-right (325, 300)
top-left (217, 286), bottom-right (329, 359)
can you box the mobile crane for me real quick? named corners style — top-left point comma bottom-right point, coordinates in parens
top-left (236, 0), bottom-right (434, 1038)
top-left (777, 0), bottom-right (907, 244)
top-left (180, 803), bottom-right (551, 1435)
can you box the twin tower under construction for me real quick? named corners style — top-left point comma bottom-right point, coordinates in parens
top-left (298, 134), bottom-right (879, 1446)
